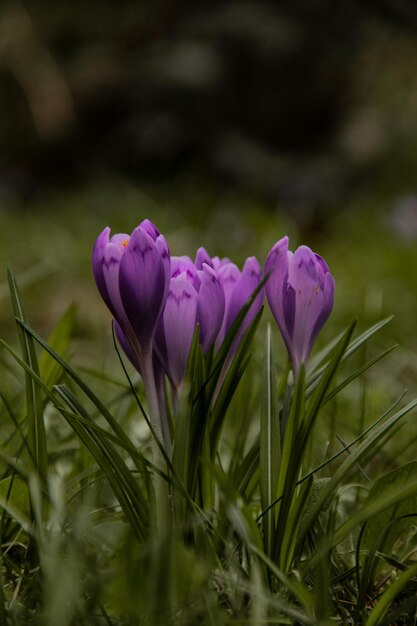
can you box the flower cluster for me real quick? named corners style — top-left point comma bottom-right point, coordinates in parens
top-left (92, 219), bottom-right (334, 422)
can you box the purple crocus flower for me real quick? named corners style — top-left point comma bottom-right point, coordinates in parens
top-left (195, 247), bottom-right (263, 351)
top-left (156, 256), bottom-right (225, 388)
top-left (265, 236), bottom-right (335, 376)
top-left (92, 219), bottom-right (170, 366)
top-left (217, 257), bottom-right (263, 348)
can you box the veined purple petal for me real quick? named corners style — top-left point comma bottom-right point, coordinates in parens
top-left (197, 264), bottom-right (225, 353)
top-left (309, 271), bottom-right (335, 350)
top-left (162, 274), bottom-right (198, 388)
top-left (92, 227), bottom-right (131, 327)
top-left (265, 237), bottom-right (291, 348)
top-left (119, 226), bottom-right (168, 351)
top-left (102, 235), bottom-right (131, 324)
top-left (288, 246), bottom-right (325, 368)
top-left (92, 227), bottom-right (111, 308)
top-left (139, 219), bottom-right (171, 296)
top-left (315, 253), bottom-right (330, 275)
top-left (139, 219), bottom-right (160, 240)
top-left (225, 256), bottom-right (263, 338)
top-left (282, 282), bottom-right (296, 340)
top-left (171, 256), bottom-right (198, 288)
top-left (154, 234), bottom-right (170, 293)
top-left (215, 261), bottom-right (241, 345)
top-left (195, 247), bottom-right (213, 270)
top-left (212, 255), bottom-right (231, 270)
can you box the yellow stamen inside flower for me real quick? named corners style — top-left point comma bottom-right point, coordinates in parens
top-left (122, 239), bottom-right (129, 248)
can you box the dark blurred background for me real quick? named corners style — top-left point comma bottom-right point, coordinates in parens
top-left (1, 1), bottom-right (417, 222)
top-left (1, 0), bottom-right (417, 390)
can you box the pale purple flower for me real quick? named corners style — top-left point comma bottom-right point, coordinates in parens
top-left (156, 256), bottom-right (225, 388)
top-left (92, 219), bottom-right (170, 366)
top-left (222, 256), bottom-right (264, 345)
top-left (265, 236), bottom-right (335, 376)
top-left (196, 247), bottom-right (263, 350)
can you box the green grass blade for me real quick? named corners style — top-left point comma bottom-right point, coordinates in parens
top-left (39, 303), bottom-right (76, 387)
top-left (1, 338), bottom-right (150, 539)
top-left (8, 267), bottom-right (47, 484)
top-left (249, 543), bottom-right (316, 617)
top-left (17, 319), bottom-right (142, 462)
top-left (260, 324), bottom-right (280, 557)
top-left (323, 344), bottom-right (398, 405)
top-left (274, 366), bottom-right (306, 566)
top-left (366, 561), bottom-right (417, 626)
top-left (297, 399), bottom-right (417, 553)
top-left (301, 320), bottom-right (356, 447)
top-left (209, 308), bottom-right (263, 449)
top-left (307, 316), bottom-right (393, 390)
top-left (53, 386), bottom-right (149, 540)
top-left (334, 467), bottom-right (417, 548)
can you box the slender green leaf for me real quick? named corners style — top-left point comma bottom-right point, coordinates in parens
top-left (323, 344), bottom-right (398, 405)
top-left (366, 561), bottom-right (417, 626)
top-left (297, 399), bottom-right (417, 553)
top-left (17, 320), bottom-right (143, 466)
top-left (361, 462), bottom-right (417, 559)
top-left (8, 267), bottom-right (47, 484)
top-left (260, 325), bottom-right (280, 556)
top-left (39, 303), bottom-right (76, 387)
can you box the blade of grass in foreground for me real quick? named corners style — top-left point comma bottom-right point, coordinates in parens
top-left (8, 267), bottom-right (47, 486)
top-left (54, 385), bottom-right (149, 541)
top-left (17, 319), bottom-right (145, 469)
top-left (366, 562), bottom-right (417, 626)
top-left (306, 316), bottom-right (393, 392)
top-left (260, 324), bottom-right (280, 558)
top-left (1, 338), bottom-right (150, 541)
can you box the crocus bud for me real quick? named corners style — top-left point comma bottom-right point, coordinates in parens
top-left (157, 271), bottom-right (199, 388)
top-left (92, 219), bottom-right (170, 367)
top-left (156, 257), bottom-right (225, 388)
top-left (216, 257), bottom-right (263, 349)
top-left (196, 264), bottom-right (225, 353)
top-left (265, 236), bottom-right (335, 376)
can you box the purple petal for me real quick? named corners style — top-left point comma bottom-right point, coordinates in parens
top-left (215, 261), bottom-right (241, 345)
top-left (139, 219), bottom-right (160, 240)
top-left (282, 282), bottom-right (296, 339)
top-left (162, 274), bottom-right (198, 387)
top-left (288, 246), bottom-right (326, 367)
top-left (315, 253), bottom-right (330, 276)
top-left (196, 265), bottom-right (225, 353)
top-left (139, 220), bottom-right (171, 297)
top-left (225, 256), bottom-right (263, 338)
top-left (265, 237), bottom-right (292, 349)
top-left (171, 256), bottom-right (198, 288)
top-left (119, 226), bottom-right (168, 351)
top-left (92, 227), bottom-right (132, 331)
top-left (212, 256), bottom-right (231, 270)
top-left (195, 247), bottom-right (213, 270)
top-left (154, 233), bottom-right (171, 293)
top-left (309, 271), bottom-right (335, 351)
top-left (92, 227), bottom-right (111, 308)
top-left (101, 235), bottom-right (131, 324)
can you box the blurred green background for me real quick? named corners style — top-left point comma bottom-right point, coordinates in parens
top-left (1, 0), bottom-right (417, 412)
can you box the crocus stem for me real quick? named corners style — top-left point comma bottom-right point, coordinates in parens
top-left (141, 350), bottom-right (170, 535)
